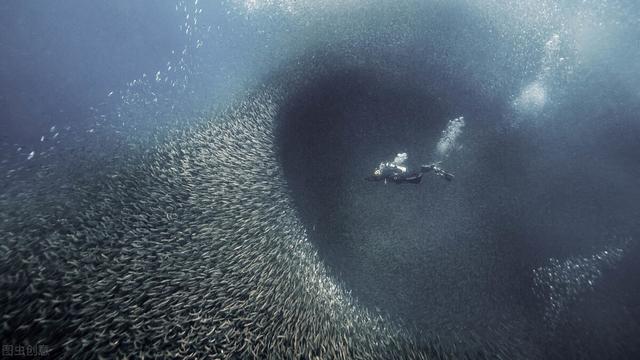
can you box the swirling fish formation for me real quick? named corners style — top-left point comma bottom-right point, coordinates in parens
top-left (1, 89), bottom-right (480, 359)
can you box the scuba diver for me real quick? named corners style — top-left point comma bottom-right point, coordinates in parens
top-left (365, 153), bottom-right (454, 184)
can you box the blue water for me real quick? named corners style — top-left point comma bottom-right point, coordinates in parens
top-left (1, 1), bottom-right (639, 358)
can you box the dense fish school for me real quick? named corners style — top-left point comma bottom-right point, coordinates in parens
top-left (0, 88), bottom-right (494, 359)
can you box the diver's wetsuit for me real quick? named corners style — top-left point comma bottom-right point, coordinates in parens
top-left (365, 160), bottom-right (424, 184)
top-left (389, 173), bottom-right (423, 184)
top-left (365, 161), bottom-right (423, 184)
top-left (365, 153), bottom-right (454, 184)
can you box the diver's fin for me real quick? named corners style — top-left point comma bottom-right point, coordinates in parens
top-left (422, 163), bottom-right (454, 181)
top-left (435, 168), bottom-right (454, 181)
